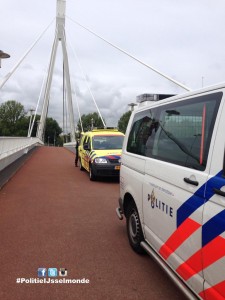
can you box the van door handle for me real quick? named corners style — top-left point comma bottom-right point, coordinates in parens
top-left (183, 177), bottom-right (199, 186)
top-left (213, 188), bottom-right (225, 197)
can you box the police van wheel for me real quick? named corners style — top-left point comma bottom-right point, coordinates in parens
top-left (126, 203), bottom-right (145, 254)
top-left (89, 165), bottom-right (96, 181)
top-left (79, 158), bottom-right (84, 171)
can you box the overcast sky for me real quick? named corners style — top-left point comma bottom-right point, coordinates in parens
top-left (1, 0), bottom-right (225, 131)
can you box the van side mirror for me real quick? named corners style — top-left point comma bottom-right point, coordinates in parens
top-left (83, 143), bottom-right (90, 151)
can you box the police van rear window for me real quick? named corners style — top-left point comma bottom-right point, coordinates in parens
top-left (127, 92), bottom-right (222, 171)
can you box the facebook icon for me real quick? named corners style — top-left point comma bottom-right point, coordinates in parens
top-left (38, 268), bottom-right (47, 277)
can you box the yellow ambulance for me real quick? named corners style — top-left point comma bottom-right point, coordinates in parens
top-left (78, 128), bottom-right (124, 180)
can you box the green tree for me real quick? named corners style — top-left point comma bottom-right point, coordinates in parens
top-left (118, 111), bottom-right (132, 133)
top-left (44, 117), bottom-right (62, 146)
top-left (0, 100), bottom-right (26, 136)
top-left (16, 116), bottom-right (30, 136)
top-left (0, 100), bottom-right (62, 145)
top-left (77, 112), bottom-right (105, 132)
top-left (30, 114), bottom-right (62, 146)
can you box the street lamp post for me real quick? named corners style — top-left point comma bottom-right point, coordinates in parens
top-left (27, 108), bottom-right (35, 137)
top-left (0, 50), bottom-right (10, 68)
top-left (36, 120), bottom-right (40, 138)
top-left (128, 103), bottom-right (137, 111)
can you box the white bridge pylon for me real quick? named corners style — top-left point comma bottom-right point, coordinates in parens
top-left (37, 0), bottom-right (76, 142)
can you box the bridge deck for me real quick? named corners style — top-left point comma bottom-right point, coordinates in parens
top-left (0, 147), bottom-right (183, 300)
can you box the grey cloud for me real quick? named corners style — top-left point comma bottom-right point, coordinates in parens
top-left (1, 0), bottom-right (225, 131)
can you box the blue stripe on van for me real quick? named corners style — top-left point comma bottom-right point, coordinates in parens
top-left (177, 171), bottom-right (223, 228)
top-left (202, 209), bottom-right (225, 247)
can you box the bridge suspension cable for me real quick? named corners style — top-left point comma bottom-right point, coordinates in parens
top-left (67, 34), bottom-right (106, 128)
top-left (28, 69), bottom-right (48, 137)
top-left (62, 33), bottom-right (83, 133)
top-left (71, 81), bottom-right (84, 133)
top-left (67, 17), bottom-right (191, 92)
top-left (0, 19), bottom-right (55, 90)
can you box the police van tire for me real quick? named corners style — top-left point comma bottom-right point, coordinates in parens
top-left (79, 158), bottom-right (84, 171)
top-left (126, 202), bottom-right (145, 254)
top-left (89, 165), bottom-right (96, 181)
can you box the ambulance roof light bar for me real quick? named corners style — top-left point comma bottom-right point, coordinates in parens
top-left (136, 93), bottom-right (176, 103)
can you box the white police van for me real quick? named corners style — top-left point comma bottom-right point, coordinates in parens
top-left (116, 86), bottom-right (225, 299)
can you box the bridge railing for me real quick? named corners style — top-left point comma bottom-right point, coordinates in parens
top-left (63, 142), bottom-right (76, 154)
top-left (0, 137), bottom-right (43, 172)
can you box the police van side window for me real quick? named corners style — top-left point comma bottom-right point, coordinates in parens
top-left (82, 135), bottom-right (87, 146)
top-left (127, 92), bottom-right (222, 170)
top-left (85, 137), bottom-right (91, 150)
top-left (149, 93), bottom-right (222, 170)
top-left (81, 135), bottom-right (87, 146)
top-left (127, 109), bottom-right (158, 156)
top-left (82, 136), bottom-right (89, 148)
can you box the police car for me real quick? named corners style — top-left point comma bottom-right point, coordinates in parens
top-left (116, 87), bottom-right (225, 299)
top-left (78, 128), bottom-right (124, 180)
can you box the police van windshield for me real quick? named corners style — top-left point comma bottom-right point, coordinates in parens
top-left (92, 135), bottom-right (124, 150)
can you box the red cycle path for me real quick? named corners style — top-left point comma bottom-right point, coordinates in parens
top-left (0, 147), bottom-right (184, 300)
